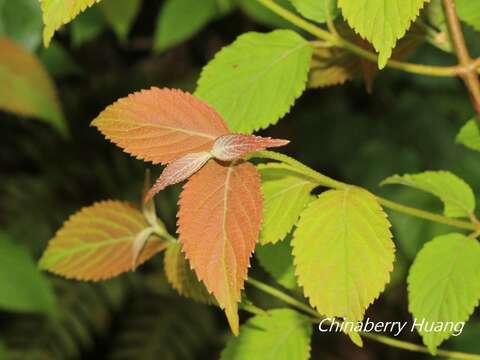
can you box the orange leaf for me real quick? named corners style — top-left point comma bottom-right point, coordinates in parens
top-left (211, 134), bottom-right (289, 161)
top-left (145, 152), bottom-right (212, 202)
top-left (91, 88), bottom-right (229, 164)
top-left (178, 160), bottom-right (263, 334)
top-left (39, 201), bottom-right (168, 281)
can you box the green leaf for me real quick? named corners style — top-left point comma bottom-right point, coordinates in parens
top-left (408, 233), bottom-right (480, 354)
top-left (70, 5), bottom-right (106, 47)
top-left (256, 238), bottom-right (297, 290)
top-left (40, 0), bottom-right (102, 46)
top-left (0, 37), bottom-right (66, 134)
top-left (337, 0), bottom-right (427, 68)
top-left (38, 41), bottom-right (83, 78)
top-left (293, 187), bottom-right (395, 321)
top-left (164, 241), bottom-right (214, 304)
top-left (456, 118), bottom-right (480, 152)
top-left (99, 0), bottom-right (141, 42)
top-left (240, 0), bottom-right (299, 29)
top-left (258, 163), bottom-right (316, 244)
top-left (381, 171), bottom-right (475, 218)
top-left (154, 0), bottom-right (218, 52)
top-left (195, 30), bottom-right (313, 133)
top-left (289, 0), bottom-right (338, 23)
top-left (0, 0), bottom-right (43, 51)
top-left (0, 231), bottom-right (56, 315)
top-left (221, 309), bottom-right (312, 360)
top-left (456, 0), bottom-right (480, 31)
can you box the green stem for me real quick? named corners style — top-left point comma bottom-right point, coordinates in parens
top-left (377, 196), bottom-right (476, 231)
top-left (248, 278), bottom-right (480, 360)
top-left (257, 0), bottom-right (334, 40)
top-left (246, 278), bottom-right (319, 318)
top-left (152, 226), bottom-right (177, 243)
top-left (256, 0), bottom-right (462, 77)
top-left (362, 333), bottom-right (480, 360)
top-left (252, 151), bottom-right (477, 231)
top-left (239, 300), bottom-right (270, 316)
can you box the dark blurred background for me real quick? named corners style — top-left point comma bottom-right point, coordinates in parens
top-left (0, 0), bottom-right (479, 358)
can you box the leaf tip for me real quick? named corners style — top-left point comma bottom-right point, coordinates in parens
top-left (225, 304), bottom-right (240, 336)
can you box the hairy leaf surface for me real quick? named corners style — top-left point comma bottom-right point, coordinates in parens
top-left (0, 37), bottom-right (65, 133)
top-left (293, 188), bottom-right (394, 321)
top-left (164, 241), bottom-right (214, 304)
top-left (408, 233), bottom-right (480, 353)
top-left (0, 232), bottom-right (56, 315)
top-left (456, 119), bottom-right (480, 152)
top-left (39, 0), bottom-right (102, 46)
top-left (212, 134), bottom-right (289, 161)
top-left (145, 152), bottom-right (213, 201)
top-left (195, 30), bottom-right (313, 133)
top-left (221, 309), bottom-right (312, 360)
top-left (337, 0), bottom-right (426, 68)
top-left (258, 163), bottom-right (316, 244)
top-left (178, 160), bottom-right (263, 334)
top-left (382, 171), bottom-right (475, 218)
top-left (40, 201), bottom-right (168, 280)
top-left (92, 87), bottom-right (229, 165)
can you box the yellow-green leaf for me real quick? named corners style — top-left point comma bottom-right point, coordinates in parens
top-left (221, 309), bottom-right (312, 360)
top-left (164, 241), bottom-right (214, 304)
top-left (293, 187), bottom-right (395, 321)
top-left (195, 30), bottom-right (313, 133)
top-left (40, 200), bottom-right (168, 281)
top-left (381, 171), bottom-right (476, 218)
top-left (456, 118), bottom-right (480, 152)
top-left (456, 0), bottom-right (480, 31)
top-left (0, 37), bottom-right (66, 134)
top-left (258, 163), bottom-right (316, 244)
top-left (337, 0), bottom-right (427, 68)
top-left (39, 0), bottom-right (101, 46)
top-left (408, 233), bottom-right (480, 353)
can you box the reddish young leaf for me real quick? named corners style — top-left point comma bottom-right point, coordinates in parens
top-left (145, 152), bottom-right (212, 202)
top-left (91, 87), bottom-right (229, 164)
top-left (39, 201), bottom-right (168, 281)
top-left (178, 160), bottom-right (263, 334)
top-left (211, 134), bottom-right (289, 162)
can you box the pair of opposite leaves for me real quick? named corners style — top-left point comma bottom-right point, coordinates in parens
top-left (91, 87), bottom-right (288, 334)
